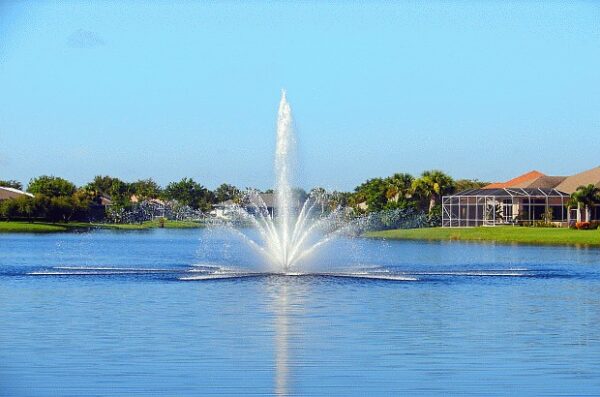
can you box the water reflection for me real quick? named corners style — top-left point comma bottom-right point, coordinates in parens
top-left (268, 277), bottom-right (309, 397)
top-left (274, 281), bottom-right (290, 396)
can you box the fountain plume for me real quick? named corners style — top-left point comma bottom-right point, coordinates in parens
top-left (206, 91), bottom-right (429, 274)
top-left (275, 90), bottom-right (295, 271)
top-left (215, 90), bottom-right (350, 272)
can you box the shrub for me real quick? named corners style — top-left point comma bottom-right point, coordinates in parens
top-left (15, 196), bottom-right (35, 221)
top-left (576, 222), bottom-right (591, 230)
top-left (589, 221), bottom-right (600, 230)
top-left (0, 199), bottom-right (19, 220)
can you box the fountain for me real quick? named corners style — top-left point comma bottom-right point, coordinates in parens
top-left (184, 90), bottom-right (427, 280)
top-left (223, 90), bottom-right (348, 273)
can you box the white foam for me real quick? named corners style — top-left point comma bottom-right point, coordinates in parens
top-left (188, 268), bottom-right (230, 273)
top-left (28, 271), bottom-right (144, 276)
top-left (55, 266), bottom-right (173, 272)
top-left (328, 273), bottom-right (417, 281)
top-left (179, 273), bottom-right (262, 281)
top-left (190, 263), bottom-right (226, 269)
top-left (179, 272), bottom-right (418, 281)
top-left (29, 267), bottom-right (176, 276)
top-left (408, 271), bottom-right (527, 277)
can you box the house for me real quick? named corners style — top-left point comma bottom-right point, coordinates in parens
top-left (555, 166), bottom-right (600, 222)
top-left (442, 167), bottom-right (600, 227)
top-left (244, 193), bottom-right (276, 216)
top-left (210, 199), bottom-right (238, 219)
top-left (98, 194), bottom-right (113, 206)
top-left (211, 193), bottom-right (278, 219)
top-left (554, 166), bottom-right (600, 194)
top-left (130, 194), bottom-right (165, 206)
top-left (0, 186), bottom-right (34, 201)
top-left (211, 192), bottom-right (304, 219)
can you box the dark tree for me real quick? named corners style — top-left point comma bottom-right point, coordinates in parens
top-left (0, 198), bottom-right (19, 220)
top-left (214, 183), bottom-right (240, 203)
top-left (130, 179), bottom-right (162, 200)
top-left (164, 178), bottom-right (214, 210)
top-left (85, 175), bottom-right (131, 204)
top-left (353, 178), bottom-right (389, 212)
top-left (455, 179), bottom-right (488, 192)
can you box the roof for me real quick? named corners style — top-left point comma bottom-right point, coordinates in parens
top-left (215, 194), bottom-right (276, 208)
top-left (555, 166), bottom-right (600, 194)
top-left (0, 187), bottom-right (34, 200)
top-left (243, 192), bottom-right (305, 209)
top-left (449, 187), bottom-right (569, 198)
top-left (214, 199), bottom-right (236, 207)
top-left (247, 193), bottom-right (275, 208)
top-left (260, 193), bottom-right (275, 207)
top-left (512, 175), bottom-right (566, 189)
top-left (98, 195), bottom-right (112, 205)
top-left (484, 170), bottom-right (545, 189)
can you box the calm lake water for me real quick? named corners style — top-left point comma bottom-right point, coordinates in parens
top-left (1, 229), bottom-right (600, 396)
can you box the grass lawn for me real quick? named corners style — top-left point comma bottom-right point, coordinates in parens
top-left (0, 222), bottom-right (73, 233)
top-left (366, 226), bottom-right (600, 247)
top-left (89, 219), bottom-right (205, 230)
top-left (0, 219), bottom-right (205, 233)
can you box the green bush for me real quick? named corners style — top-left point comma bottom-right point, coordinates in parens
top-left (0, 192), bottom-right (93, 223)
top-left (0, 199), bottom-right (19, 220)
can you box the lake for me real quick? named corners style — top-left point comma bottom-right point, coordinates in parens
top-left (1, 229), bottom-right (600, 396)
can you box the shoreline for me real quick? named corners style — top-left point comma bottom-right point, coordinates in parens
top-left (4, 222), bottom-right (600, 248)
top-left (365, 226), bottom-right (600, 247)
top-left (0, 220), bottom-right (205, 233)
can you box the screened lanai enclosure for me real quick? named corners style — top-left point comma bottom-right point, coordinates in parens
top-left (442, 188), bottom-right (570, 227)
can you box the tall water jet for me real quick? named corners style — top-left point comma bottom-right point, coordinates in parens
top-left (274, 90), bottom-right (295, 272)
top-left (215, 90), bottom-right (355, 273)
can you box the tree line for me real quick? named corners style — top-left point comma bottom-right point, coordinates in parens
top-left (0, 171), bottom-right (487, 223)
top-left (0, 176), bottom-right (224, 222)
top-left (348, 170), bottom-right (487, 217)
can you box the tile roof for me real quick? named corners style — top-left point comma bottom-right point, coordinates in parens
top-left (512, 175), bottom-right (566, 189)
top-left (451, 188), bottom-right (569, 198)
top-left (484, 170), bottom-right (545, 189)
top-left (555, 166), bottom-right (600, 194)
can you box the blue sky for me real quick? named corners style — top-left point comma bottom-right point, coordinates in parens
top-left (1, 1), bottom-right (599, 191)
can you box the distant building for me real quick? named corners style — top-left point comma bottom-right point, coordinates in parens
top-left (556, 167), bottom-right (600, 222)
top-left (555, 166), bottom-right (600, 195)
top-left (98, 194), bottom-right (113, 206)
top-left (210, 199), bottom-right (238, 219)
top-left (129, 194), bottom-right (165, 206)
top-left (244, 193), bottom-right (276, 216)
top-left (442, 167), bottom-right (600, 227)
top-left (0, 186), bottom-right (34, 201)
top-left (211, 192), bottom-right (304, 219)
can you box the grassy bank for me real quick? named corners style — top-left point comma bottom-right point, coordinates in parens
top-left (0, 222), bottom-right (74, 233)
top-left (94, 219), bottom-right (205, 230)
top-left (0, 219), bottom-right (205, 233)
top-left (366, 226), bottom-right (600, 247)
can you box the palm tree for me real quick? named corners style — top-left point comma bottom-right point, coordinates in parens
top-left (570, 184), bottom-right (600, 223)
top-left (309, 187), bottom-right (328, 213)
top-left (385, 173), bottom-right (414, 203)
top-left (412, 170), bottom-right (455, 213)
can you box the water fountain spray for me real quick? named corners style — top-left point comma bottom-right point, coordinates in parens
top-left (219, 90), bottom-right (352, 273)
top-left (274, 90), bottom-right (295, 271)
